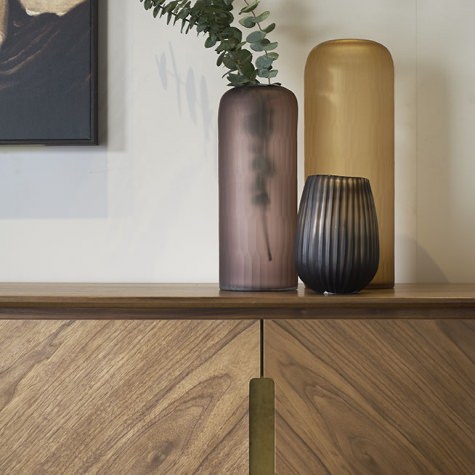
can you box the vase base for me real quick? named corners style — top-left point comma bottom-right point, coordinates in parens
top-left (220, 285), bottom-right (298, 292)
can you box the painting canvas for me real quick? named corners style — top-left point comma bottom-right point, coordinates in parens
top-left (0, 0), bottom-right (98, 144)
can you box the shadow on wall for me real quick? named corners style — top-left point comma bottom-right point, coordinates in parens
top-left (416, 64), bottom-right (451, 282)
top-left (155, 42), bottom-right (215, 157)
top-left (415, 242), bottom-right (449, 283)
top-left (0, 0), bottom-right (116, 219)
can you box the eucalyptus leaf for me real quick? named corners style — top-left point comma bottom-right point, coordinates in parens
top-left (261, 41), bottom-right (278, 52)
top-left (246, 31), bottom-right (266, 43)
top-left (256, 55), bottom-right (274, 70)
top-left (250, 38), bottom-right (270, 52)
top-left (217, 51), bottom-right (226, 66)
top-left (258, 68), bottom-right (278, 78)
top-left (222, 54), bottom-right (238, 70)
top-left (205, 36), bottom-right (217, 48)
top-left (234, 49), bottom-right (253, 64)
top-left (240, 1), bottom-right (258, 14)
top-left (262, 22), bottom-right (276, 34)
top-left (239, 16), bottom-right (256, 28)
top-left (253, 11), bottom-right (270, 23)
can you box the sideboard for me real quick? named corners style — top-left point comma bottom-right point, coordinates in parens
top-left (0, 284), bottom-right (474, 474)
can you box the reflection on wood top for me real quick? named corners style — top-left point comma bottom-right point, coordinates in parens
top-left (0, 283), bottom-right (474, 319)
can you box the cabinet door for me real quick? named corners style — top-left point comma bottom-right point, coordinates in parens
top-left (265, 319), bottom-right (475, 474)
top-left (0, 319), bottom-right (259, 474)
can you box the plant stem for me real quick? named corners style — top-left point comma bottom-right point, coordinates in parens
top-left (261, 206), bottom-right (273, 261)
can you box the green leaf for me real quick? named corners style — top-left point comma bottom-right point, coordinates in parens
top-left (250, 38), bottom-right (270, 52)
top-left (258, 68), bottom-right (278, 78)
top-left (253, 11), bottom-right (270, 23)
top-left (261, 41), bottom-right (278, 52)
top-left (222, 54), bottom-right (238, 70)
top-left (246, 31), bottom-right (265, 43)
top-left (234, 49), bottom-right (253, 64)
top-left (205, 36), bottom-right (217, 48)
top-left (216, 51), bottom-right (226, 66)
top-left (262, 22), bottom-right (276, 34)
top-left (256, 55), bottom-right (274, 69)
top-left (239, 16), bottom-right (256, 28)
top-left (240, 1), bottom-right (258, 14)
top-left (164, 1), bottom-right (177, 13)
top-left (216, 38), bottom-right (239, 52)
top-left (240, 61), bottom-right (257, 79)
top-left (227, 73), bottom-right (248, 86)
top-left (177, 8), bottom-right (189, 19)
top-left (223, 27), bottom-right (242, 42)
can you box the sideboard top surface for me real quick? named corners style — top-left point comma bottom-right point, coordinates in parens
top-left (0, 283), bottom-right (474, 320)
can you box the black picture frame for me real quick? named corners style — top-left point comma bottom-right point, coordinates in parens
top-left (0, 0), bottom-right (98, 145)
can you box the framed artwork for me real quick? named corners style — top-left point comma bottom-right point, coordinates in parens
top-left (0, 0), bottom-right (98, 144)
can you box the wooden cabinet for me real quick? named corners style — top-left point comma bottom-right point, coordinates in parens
top-left (265, 319), bottom-right (474, 474)
top-left (0, 284), bottom-right (474, 474)
top-left (0, 317), bottom-right (259, 474)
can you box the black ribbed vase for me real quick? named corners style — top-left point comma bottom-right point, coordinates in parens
top-left (295, 175), bottom-right (379, 294)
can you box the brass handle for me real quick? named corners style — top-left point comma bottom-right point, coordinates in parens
top-left (249, 377), bottom-right (275, 475)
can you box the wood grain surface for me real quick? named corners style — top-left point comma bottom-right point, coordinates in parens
top-left (0, 319), bottom-right (259, 474)
top-left (1, 283), bottom-right (475, 320)
top-left (265, 319), bottom-right (475, 474)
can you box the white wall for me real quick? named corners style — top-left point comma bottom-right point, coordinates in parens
top-left (0, 0), bottom-right (473, 283)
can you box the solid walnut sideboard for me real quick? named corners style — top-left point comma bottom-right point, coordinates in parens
top-left (0, 283), bottom-right (474, 474)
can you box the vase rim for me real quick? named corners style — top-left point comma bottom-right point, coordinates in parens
top-left (312, 39), bottom-right (392, 59)
top-left (319, 38), bottom-right (385, 46)
top-left (231, 83), bottom-right (283, 87)
top-left (307, 174), bottom-right (370, 182)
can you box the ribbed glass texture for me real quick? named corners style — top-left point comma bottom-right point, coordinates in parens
top-left (295, 175), bottom-right (379, 294)
top-left (219, 86), bottom-right (298, 291)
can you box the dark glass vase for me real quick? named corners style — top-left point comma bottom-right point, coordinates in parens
top-left (295, 175), bottom-right (379, 294)
top-left (219, 85), bottom-right (298, 291)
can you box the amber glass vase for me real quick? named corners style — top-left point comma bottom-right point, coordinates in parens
top-left (305, 39), bottom-right (394, 288)
top-left (219, 85), bottom-right (298, 291)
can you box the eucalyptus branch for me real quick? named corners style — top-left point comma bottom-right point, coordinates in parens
top-left (244, 0), bottom-right (270, 85)
top-left (139, 0), bottom-right (279, 87)
top-left (241, 0), bottom-right (278, 84)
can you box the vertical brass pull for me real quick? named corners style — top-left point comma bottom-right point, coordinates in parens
top-left (249, 377), bottom-right (275, 475)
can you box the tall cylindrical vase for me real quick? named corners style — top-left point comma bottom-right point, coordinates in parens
top-left (305, 39), bottom-right (394, 288)
top-left (295, 175), bottom-right (379, 294)
top-left (219, 85), bottom-right (298, 291)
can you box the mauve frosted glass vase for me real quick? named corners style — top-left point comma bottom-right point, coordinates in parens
top-left (219, 85), bottom-right (298, 291)
top-left (295, 175), bottom-right (379, 294)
